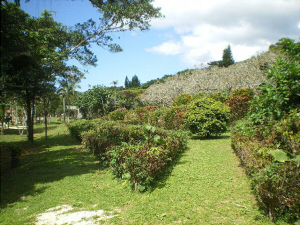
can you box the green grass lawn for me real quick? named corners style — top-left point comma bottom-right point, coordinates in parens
top-left (1, 123), bottom-right (297, 224)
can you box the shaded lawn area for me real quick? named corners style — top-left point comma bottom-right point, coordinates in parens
top-left (0, 123), bottom-right (295, 224)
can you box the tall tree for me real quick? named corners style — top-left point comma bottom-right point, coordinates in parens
top-left (131, 75), bottom-right (141, 88)
top-left (1, 4), bottom-right (89, 141)
top-left (220, 45), bottom-right (235, 68)
top-left (76, 85), bottom-right (114, 118)
top-left (125, 76), bottom-right (130, 88)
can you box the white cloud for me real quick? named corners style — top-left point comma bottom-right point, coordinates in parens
top-left (148, 0), bottom-right (300, 66)
top-left (146, 40), bottom-right (183, 55)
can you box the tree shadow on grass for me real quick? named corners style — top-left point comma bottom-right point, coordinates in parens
top-left (191, 134), bottom-right (230, 140)
top-left (0, 135), bottom-right (104, 209)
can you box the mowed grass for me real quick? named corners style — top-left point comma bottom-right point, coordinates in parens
top-left (0, 123), bottom-right (295, 224)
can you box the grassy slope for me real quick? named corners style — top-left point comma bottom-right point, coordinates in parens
top-left (0, 123), bottom-right (295, 224)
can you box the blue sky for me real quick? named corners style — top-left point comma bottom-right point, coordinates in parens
top-left (20, 0), bottom-right (300, 92)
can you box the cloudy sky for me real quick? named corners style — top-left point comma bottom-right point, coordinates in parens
top-left (21, 0), bottom-right (300, 91)
top-left (148, 0), bottom-right (300, 65)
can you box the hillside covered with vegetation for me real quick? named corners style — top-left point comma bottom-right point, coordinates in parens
top-left (141, 51), bottom-right (279, 107)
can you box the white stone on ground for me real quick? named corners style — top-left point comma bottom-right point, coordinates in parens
top-left (35, 205), bottom-right (117, 225)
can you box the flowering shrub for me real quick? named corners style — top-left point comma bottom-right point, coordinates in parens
top-left (225, 96), bottom-right (251, 122)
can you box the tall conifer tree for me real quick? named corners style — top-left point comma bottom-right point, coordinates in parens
top-left (220, 45), bottom-right (235, 68)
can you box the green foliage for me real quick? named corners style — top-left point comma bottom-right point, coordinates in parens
top-left (207, 90), bottom-right (231, 103)
top-left (108, 108), bottom-right (127, 121)
top-left (229, 88), bottom-right (254, 99)
top-left (117, 89), bottom-right (145, 109)
top-left (68, 119), bottom-right (100, 141)
top-left (220, 45), bottom-right (235, 68)
top-left (249, 38), bottom-right (300, 124)
top-left (184, 98), bottom-right (230, 136)
top-left (126, 106), bottom-right (188, 130)
top-left (249, 58), bottom-right (300, 123)
top-left (231, 103), bottom-right (300, 221)
top-left (172, 93), bottom-right (192, 106)
top-left (252, 163), bottom-right (300, 222)
top-left (124, 75), bottom-right (141, 88)
top-left (76, 85), bottom-right (114, 119)
top-left (108, 128), bottom-right (189, 191)
top-left (70, 119), bottom-right (189, 191)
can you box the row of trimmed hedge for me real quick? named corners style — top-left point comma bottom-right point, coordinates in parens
top-left (68, 120), bottom-right (189, 191)
top-left (107, 89), bottom-right (255, 136)
top-left (107, 105), bottom-right (188, 131)
top-left (231, 112), bottom-right (300, 222)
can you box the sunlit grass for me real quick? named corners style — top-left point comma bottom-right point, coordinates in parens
top-left (1, 123), bottom-right (297, 224)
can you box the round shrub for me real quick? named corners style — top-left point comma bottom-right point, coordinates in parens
top-left (184, 98), bottom-right (230, 136)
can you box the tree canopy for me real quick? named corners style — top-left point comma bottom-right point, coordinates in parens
top-left (1, 0), bottom-right (162, 141)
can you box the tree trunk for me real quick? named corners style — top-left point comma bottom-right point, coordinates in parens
top-left (25, 90), bottom-right (34, 142)
top-left (1, 104), bottom-right (5, 135)
top-left (63, 96), bottom-right (66, 123)
top-left (44, 112), bottom-right (48, 140)
top-left (44, 97), bottom-right (48, 140)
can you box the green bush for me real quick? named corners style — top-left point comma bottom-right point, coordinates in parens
top-left (231, 111), bottom-right (300, 222)
top-left (225, 96), bottom-right (251, 122)
top-left (68, 119), bottom-right (100, 141)
top-left (172, 93), bottom-right (192, 106)
top-left (108, 127), bottom-right (189, 191)
top-left (79, 120), bottom-right (189, 191)
top-left (252, 163), bottom-right (300, 222)
top-left (229, 88), bottom-right (254, 99)
top-left (207, 89), bottom-right (230, 103)
top-left (184, 98), bottom-right (230, 136)
top-left (108, 108), bottom-right (127, 121)
top-left (81, 121), bottom-right (146, 157)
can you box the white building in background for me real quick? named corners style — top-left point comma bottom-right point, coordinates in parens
top-left (67, 106), bottom-right (82, 119)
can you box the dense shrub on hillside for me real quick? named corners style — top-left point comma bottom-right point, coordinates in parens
top-left (207, 90), bottom-right (230, 103)
top-left (184, 98), bottom-right (230, 136)
top-left (140, 51), bottom-right (279, 107)
top-left (149, 106), bottom-right (188, 130)
top-left (224, 88), bottom-right (254, 122)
